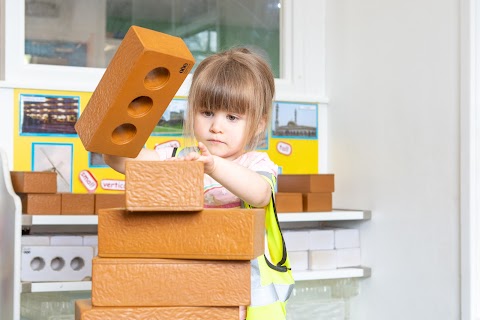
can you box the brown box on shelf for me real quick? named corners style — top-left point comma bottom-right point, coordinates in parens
top-left (61, 193), bottom-right (95, 215)
top-left (275, 192), bottom-right (303, 213)
top-left (75, 299), bottom-right (239, 320)
top-left (10, 171), bottom-right (57, 194)
top-left (94, 193), bottom-right (125, 214)
top-left (303, 193), bottom-right (332, 212)
top-left (20, 193), bottom-right (61, 214)
top-left (91, 257), bottom-right (250, 307)
top-left (277, 174), bottom-right (335, 193)
top-left (98, 208), bottom-right (264, 260)
top-left (125, 161), bottom-right (203, 211)
top-left (74, 25), bottom-right (195, 158)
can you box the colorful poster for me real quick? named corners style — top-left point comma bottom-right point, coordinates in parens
top-left (13, 89), bottom-right (322, 193)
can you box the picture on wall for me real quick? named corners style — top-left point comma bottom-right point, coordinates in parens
top-left (271, 102), bottom-right (318, 139)
top-left (20, 94), bottom-right (79, 135)
top-left (32, 143), bottom-right (73, 192)
top-left (89, 152), bottom-right (107, 167)
top-left (151, 99), bottom-right (187, 136)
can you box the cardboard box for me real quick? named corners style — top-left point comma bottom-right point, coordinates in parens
top-left (61, 193), bottom-right (95, 215)
top-left (287, 251), bottom-right (309, 271)
top-left (308, 229), bottom-right (335, 250)
top-left (302, 193), bottom-right (332, 212)
top-left (308, 250), bottom-right (337, 270)
top-left (10, 171), bottom-right (57, 194)
top-left (336, 248), bottom-right (361, 268)
top-left (74, 26), bottom-right (195, 158)
top-left (94, 193), bottom-right (125, 214)
top-left (75, 299), bottom-right (239, 320)
top-left (98, 208), bottom-right (264, 260)
top-left (91, 258), bottom-right (250, 307)
top-left (275, 192), bottom-right (303, 213)
top-left (125, 161), bottom-right (203, 211)
top-left (20, 193), bottom-right (61, 214)
top-left (277, 174), bottom-right (334, 193)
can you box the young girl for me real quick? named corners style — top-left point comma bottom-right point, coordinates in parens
top-left (104, 47), bottom-right (293, 320)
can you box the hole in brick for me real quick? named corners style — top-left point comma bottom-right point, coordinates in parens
top-left (111, 123), bottom-right (137, 145)
top-left (30, 257), bottom-right (45, 271)
top-left (51, 257), bottom-right (65, 271)
top-left (144, 67), bottom-right (170, 90)
top-left (127, 96), bottom-right (153, 117)
top-left (70, 257), bottom-right (85, 271)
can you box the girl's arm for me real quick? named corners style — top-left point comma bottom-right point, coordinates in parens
top-left (103, 148), bottom-right (162, 174)
top-left (184, 142), bottom-right (272, 207)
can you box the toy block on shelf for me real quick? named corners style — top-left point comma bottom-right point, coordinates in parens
top-left (75, 299), bottom-right (239, 320)
top-left (74, 25), bottom-right (195, 158)
top-left (91, 257), bottom-right (250, 307)
top-left (302, 193), bottom-right (332, 212)
top-left (275, 192), bottom-right (303, 213)
top-left (125, 161), bottom-right (203, 211)
top-left (94, 193), bottom-right (125, 214)
top-left (10, 171), bottom-right (57, 194)
top-left (97, 208), bottom-right (265, 260)
top-left (20, 193), bottom-right (61, 214)
top-left (61, 193), bottom-right (95, 215)
top-left (277, 174), bottom-right (335, 193)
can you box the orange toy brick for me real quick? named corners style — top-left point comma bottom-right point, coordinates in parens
top-left (75, 299), bottom-right (239, 320)
top-left (275, 192), bottom-right (303, 213)
top-left (277, 174), bottom-right (335, 193)
top-left (75, 25), bottom-right (195, 158)
top-left (91, 258), bottom-right (250, 307)
top-left (98, 208), bottom-right (265, 260)
top-left (125, 161), bottom-right (203, 211)
top-left (10, 171), bottom-right (57, 194)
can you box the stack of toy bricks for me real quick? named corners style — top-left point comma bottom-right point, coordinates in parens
top-left (75, 160), bottom-right (265, 319)
top-left (275, 174), bottom-right (335, 213)
top-left (10, 171), bottom-right (125, 215)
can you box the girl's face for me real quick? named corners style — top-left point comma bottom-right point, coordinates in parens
top-left (193, 109), bottom-right (248, 160)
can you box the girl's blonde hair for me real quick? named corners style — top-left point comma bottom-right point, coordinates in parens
top-left (184, 47), bottom-right (275, 151)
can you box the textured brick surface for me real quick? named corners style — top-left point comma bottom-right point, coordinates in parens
top-left (302, 192), bottom-right (332, 212)
top-left (275, 192), bottom-right (303, 213)
top-left (75, 299), bottom-right (239, 320)
top-left (74, 25), bottom-right (195, 158)
top-left (91, 258), bottom-right (250, 307)
top-left (94, 193), bottom-right (125, 214)
top-left (278, 174), bottom-right (335, 193)
top-left (10, 171), bottom-right (57, 194)
top-left (20, 193), bottom-right (61, 214)
top-left (98, 208), bottom-right (264, 260)
top-left (125, 161), bottom-right (203, 211)
top-left (61, 193), bottom-right (95, 215)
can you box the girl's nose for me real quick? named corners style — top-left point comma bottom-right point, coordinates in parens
top-left (209, 117), bottom-right (223, 133)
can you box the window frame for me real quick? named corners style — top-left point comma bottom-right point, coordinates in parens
top-left (1, 0), bottom-right (327, 102)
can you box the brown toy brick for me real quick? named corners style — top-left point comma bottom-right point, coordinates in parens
top-left (75, 299), bottom-right (239, 320)
top-left (91, 257), bottom-right (250, 307)
top-left (277, 174), bottom-right (335, 193)
top-left (275, 192), bottom-right (303, 213)
top-left (125, 161), bottom-right (203, 211)
top-left (20, 194), bottom-right (61, 214)
top-left (10, 171), bottom-right (57, 194)
top-left (74, 25), bottom-right (195, 158)
top-left (94, 193), bottom-right (125, 214)
top-left (61, 193), bottom-right (95, 215)
top-left (98, 208), bottom-right (264, 260)
top-left (303, 193), bottom-right (332, 212)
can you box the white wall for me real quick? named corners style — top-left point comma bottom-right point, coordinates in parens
top-left (326, 1), bottom-right (460, 319)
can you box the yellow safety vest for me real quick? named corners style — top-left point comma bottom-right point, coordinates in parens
top-left (245, 176), bottom-right (295, 320)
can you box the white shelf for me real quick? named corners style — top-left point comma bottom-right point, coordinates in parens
top-left (293, 267), bottom-right (371, 281)
top-left (21, 281), bottom-right (92, 293)
top-left (278, 210), bottom-right (371, 222)
top-left (22, 215), bottom-right (98, 226)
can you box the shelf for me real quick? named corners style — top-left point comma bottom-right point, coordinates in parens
top-left (22, 215), bottom-right (98, 226)
top-left (278, 210), bottom-right (371, 222)
top-left (21, 281), bottom-right (92, 293)
top-left (293, 267), bottom-right (371, 281)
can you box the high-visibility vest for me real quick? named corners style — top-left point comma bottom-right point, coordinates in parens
top-left (245, 176), bottom-right (295, 320)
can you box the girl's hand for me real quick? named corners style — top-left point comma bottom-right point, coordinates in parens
top-left (183, 142), bottom-right (216, 175)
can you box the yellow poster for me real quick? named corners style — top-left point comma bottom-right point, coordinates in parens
top-left (13, 89), bottom-right (321, 193)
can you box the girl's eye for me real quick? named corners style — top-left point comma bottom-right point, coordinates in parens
top-left (227, 114), bottom-right (239, 121)
top-left (202, 111), bottom-right (213, 117)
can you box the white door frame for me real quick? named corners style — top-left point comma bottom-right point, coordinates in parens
top-left (461, 1), bottom-right (480, 319)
